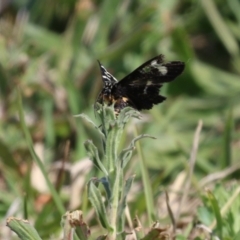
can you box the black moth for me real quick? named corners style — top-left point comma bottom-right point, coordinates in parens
top-left (96, 54), bottom-right (185, 113)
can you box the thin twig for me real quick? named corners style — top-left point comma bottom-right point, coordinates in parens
top-left (175, 120), bottom-right (203, 222)
top-left (165, 191), bottom-right (176, 233)
top-left (199, 163), bottom-right (240, 187)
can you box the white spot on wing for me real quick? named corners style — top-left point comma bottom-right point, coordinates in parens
top-left (151, 60), bottom-right (157, 66)
top-left (147, 80), bottom-right (152, 86)
top-left (158, 66), bottom-right (168, 75)
top-left (150, 60), bottom-right (168, 75)
top-left (143, 80), bottom-right (152, 94)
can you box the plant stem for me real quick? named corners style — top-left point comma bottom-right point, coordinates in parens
top-left (110, 163), bottom-right (122, 238)
top-left (134, 125), bottom-right (154, 224)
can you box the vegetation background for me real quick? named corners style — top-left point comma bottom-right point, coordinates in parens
top-left (0, 0), bottom-right (240, 239)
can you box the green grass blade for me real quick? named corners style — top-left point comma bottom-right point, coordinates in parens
top-left (200, 0), bottom-right (239, 56)
top-left (206, 189), bottom-right (222, 238)
top-left (117, 175), bottom-right (135, 232)
top-left (222, 109), bottom-right (233, 168)
top-left (17, 88), bottom-right (65, 214)
top-left (133, 126), bottom-right (155, 224)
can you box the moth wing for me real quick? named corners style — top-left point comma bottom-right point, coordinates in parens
top-left (113, 55), bottom-right (185, 110)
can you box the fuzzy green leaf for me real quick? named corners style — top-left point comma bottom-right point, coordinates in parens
top-left (97, 104), bottom-right (116, 136)
top-left (6, 217), bottom-right (42, 240)
top-left (87, 180), bottom-right (111, 230)
top-left (104, 121), bottom-right (120, 173)
top-left (119, 134), bottom-right (156, 168)
top-left (84, 140), bottom-right (108, 176)
top-left (75, 113), bottom-right (106, 140)
top-left (117, 107), bottom-right (141, 128)
top-left (99, 177), bottom-right (112, 201)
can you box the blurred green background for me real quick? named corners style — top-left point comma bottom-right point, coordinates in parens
top-left (1, 0), bottom-right (240, 239)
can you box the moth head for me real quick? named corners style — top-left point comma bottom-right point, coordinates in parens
top-left (97, 60), bottom-right (118, 87)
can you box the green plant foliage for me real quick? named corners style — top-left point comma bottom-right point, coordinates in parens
top-left (6, 217), bottom-right (42, 240)
top-left (198, 183), bottom-right (240, 239)
top-left (83, 105), bottom-right (154, 238)
top-left (1, 0), bottom-right (240, 239)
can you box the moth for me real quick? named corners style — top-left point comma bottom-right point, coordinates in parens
top-left (96, 55), bottom-right (185, 113)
